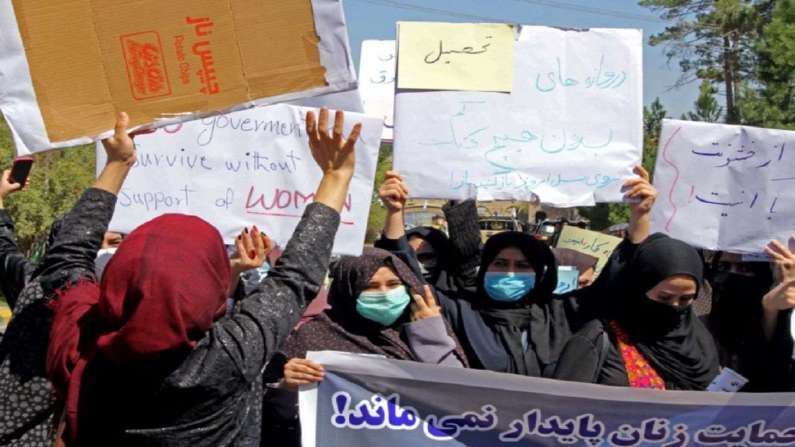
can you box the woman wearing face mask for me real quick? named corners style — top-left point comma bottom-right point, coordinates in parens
top-left (552, 234), bottom-right (720, 390)
top-left (376, 167), bottom-right (658, 377)
top-left (281, 247), bottom-right (467, 390)
top-left (376, 172), bottom-right (483, 296)
top-left (406, 226), bottom-right (453, 286)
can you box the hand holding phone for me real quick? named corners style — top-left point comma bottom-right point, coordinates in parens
top-left (9, 157), bottom-right (33, 186)
top-left (0, 157), bottom-right (33, 204)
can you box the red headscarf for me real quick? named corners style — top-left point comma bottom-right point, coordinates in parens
top-left (47, 214), bottom-right (231, 442)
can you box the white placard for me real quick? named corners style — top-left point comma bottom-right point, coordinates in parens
top-left (707, 368), bottom-right (748, 393)
top-left (358, 40), bottom-right (396, 141)
top-left (650, 119), bottom-right (795, 253)
top-left (96, 104), bottom-right (382, 255)
top-left (393, 26), bottom-right (642, 207)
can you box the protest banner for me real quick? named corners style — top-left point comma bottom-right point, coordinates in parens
top-left (300, 351), bottom-right (795, 447)
top-left (555, 225), bottom-right (622, 276)
top-left (0, 0), bottom-right (356, 154)
top-left (359, 40), bottom-right (396, 141)
top-left (650, 119), bottom-right (795, 253)
top-left (393, 26), bottom-right (642, 206)
top-left (96, 104), bottom-right (382, 256)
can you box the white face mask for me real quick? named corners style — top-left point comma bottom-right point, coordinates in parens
top-left (95, 247), bottom-right (118, 280)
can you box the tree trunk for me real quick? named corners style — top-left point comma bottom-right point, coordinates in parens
top-left (723, 35), bottom-right (738, 124)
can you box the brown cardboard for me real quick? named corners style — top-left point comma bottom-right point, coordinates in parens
top-left (12, 0), bottom-right (330, 142)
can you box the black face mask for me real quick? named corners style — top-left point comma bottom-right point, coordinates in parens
top-left (624, 295), bottom-right (689, 338)
top-left (417, 253), bottom-right (439, 283)
top-left (712, 272), bottom-right (768, 302)
top-left (711, 271), bottom-right (770, 345)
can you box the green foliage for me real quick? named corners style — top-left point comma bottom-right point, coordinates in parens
top-left (639, 0), bottom-right (775, 123)
top-left (739, 0), bottom-right (795, 129)
top-left (365, 142), bottom-right (392, 243)
top-left (688, 80), bottom-right (724, 122)
top-left (0, 115), bottom-right (96, 254)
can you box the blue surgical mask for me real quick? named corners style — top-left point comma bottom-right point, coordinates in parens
top-left (484, 272), bottom-right (536, 302)
top-left (356, 286), bottom-right (411, 326)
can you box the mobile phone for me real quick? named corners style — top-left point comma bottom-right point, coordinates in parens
top-left (9, 157), bottom-right (34, 186)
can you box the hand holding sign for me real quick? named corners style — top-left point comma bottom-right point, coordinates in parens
top-left (102, 112), bottom-right (137, 166)
top-left (624, 166), bottom-right (657, 215)
top-left (378, 171), bottom-right (409, 212)
top-left (95, 112), bottom-right (142, 196)
top-left (0, 169), bottom-right (24, 205)
top-left (284, 357), bottom-right (325, 390)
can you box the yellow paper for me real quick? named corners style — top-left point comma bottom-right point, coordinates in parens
top-left (397, 22), bottom-right (514, 92)
top-left (555, 225), bottom-right (622, 276)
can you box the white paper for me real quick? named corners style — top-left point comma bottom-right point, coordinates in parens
top-left (393, 26), bottom-right (642, 207)
top-left (96, 104), bottom-right (381, 256)
top-left (650, 119), bottom-right (795, 253)
top-left (358, 40), bottom-right (396, 141)
top-left (791, 312), bottom-right (795, 360)
top-left (0, 0), bottom-right (357, 154)
top-left (707, 368), bottom-right (748, 393)
top-left (288, 89), bottom-right (364, 114)
top-left (554, 266), bottom-right (580, 294)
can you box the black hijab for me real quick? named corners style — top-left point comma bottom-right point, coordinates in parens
top-left (615, 233), bottom-right (720, 390)
top-left (473, 232), bottom-right (558, 375)
top-left (284, 248), bottom-right (444, 361)
top-left (406, 226), bottom-right (452, 287)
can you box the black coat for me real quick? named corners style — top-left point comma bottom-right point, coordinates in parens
top-left (0, 189), bottom-right (108, 446)
top-left (68, 196), bottom-right (339, 446)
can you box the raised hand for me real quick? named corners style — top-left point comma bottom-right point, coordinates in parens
top-left (306, 108), bottom-right (361, 177)
top-left (762, 278), bottom-right (795, 312)
top-left (624, 165), bottom-right (657, 215)
top-left (306, 109), bottom-right (363, 213)
top-left (283, 357), bottom-right (325, 390)
top-left (230, 225), bottom-right (274, 277)
top-left (0, 169), bottom-right (23, 201)
top-left (625, 165), bottom-right (657, 244)
top-left (410, 285), bottom-right (442, 321)
top-left (102, 112), bottom-right (137, 165)
top-left (378, 171), bottom-right (409, 212)
top-left (765, 236), bottom-right (795, 284)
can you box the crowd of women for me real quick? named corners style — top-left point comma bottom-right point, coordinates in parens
top-left (0, 109), bottom-right (794, 446)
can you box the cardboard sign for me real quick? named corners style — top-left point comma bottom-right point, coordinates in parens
top-left (650, 119), bottom-right (795, 253)
top-left (393, 26), bottom-right (642, 206)
top-left (96, 104), bottom-right (382, 256)
top-left (1, 0), bottom-right (356, 153)
top-left (358, 40), bottom-right (396, 141)
top-left (555, 225), bottom-right (622, 276)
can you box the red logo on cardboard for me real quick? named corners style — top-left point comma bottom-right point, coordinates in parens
top-left (121, 32), bottom-right (172, 100)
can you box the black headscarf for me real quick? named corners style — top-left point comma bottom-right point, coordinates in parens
top-left (283, 248), bottom-right (468, 362)
top-left (406, 226), bottom-right (452, 287)
top-left (326, 247), bottom-right (423, 332)
top-left (473, 232), bottom-right (558, 375)
top-left (616, 233), bottom-right (719, 390)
